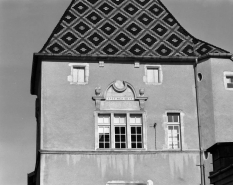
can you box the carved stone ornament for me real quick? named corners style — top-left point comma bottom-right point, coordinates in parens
top-left (95, 86), bottom-right (101, 96)
top-left (92, 80), bottom-right (148, 110)
top-left (112, 80), bottom-right (127, 92)
top-left (139, 88), bottom-right (145, 96)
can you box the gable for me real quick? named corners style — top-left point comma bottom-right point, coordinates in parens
top-left (39, 0), bottom-right (228, 57)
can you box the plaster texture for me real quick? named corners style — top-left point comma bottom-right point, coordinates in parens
top-left (197, 58), bottom-right (233, 150)
top-left (41, 61), bottom-right (199, 151)
top-left (40, 152), bottom-right (200, 185)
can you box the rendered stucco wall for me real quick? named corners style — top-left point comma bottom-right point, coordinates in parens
top-left (197, 58), bottom-right (233, 150)
top-left (41, 61), bottom-right (199, 151)
top-left (196, 60), bottom-right (215, 149)
top-left (211, 58), bottom-right (233, 144)
top-left (40, 152), bottom-right (200, 185)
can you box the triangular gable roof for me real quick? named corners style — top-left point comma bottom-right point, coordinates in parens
top-left (39, 0), bottom-right (229, 57)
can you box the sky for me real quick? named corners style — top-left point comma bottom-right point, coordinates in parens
top-left (0, 0), bottom-right (232, 185)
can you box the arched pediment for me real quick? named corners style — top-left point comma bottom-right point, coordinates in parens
top-left (104, 80), bottom-right (137, 101)
top-left (93, 80), bottom-right (147, 111)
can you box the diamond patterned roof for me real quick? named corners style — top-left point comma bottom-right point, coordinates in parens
top-left (39, 0), bottom-right (229, 57)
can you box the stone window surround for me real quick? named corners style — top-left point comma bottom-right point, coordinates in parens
top-left (106, 180), bottom-right (153, 185)
top-left (94, 111), bottom-right (147, 151)
top-left (143, 65), bottom-right (163, 85)
top-left (223, 71), bottom-right (233, 90)
top-left (67, 63), bottom-right (89, 85)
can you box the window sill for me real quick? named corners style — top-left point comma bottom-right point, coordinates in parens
top-left (96, 148), bottom-right (146, 152)
top-left (145, 82), bottom-right (162, 85)
top-left (69, 82), bottom-right (88, 85)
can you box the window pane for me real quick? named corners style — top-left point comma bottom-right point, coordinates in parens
top-left (137, 127), bottom-right (142, 134)
top-left (115, 135), bottom-right (120, 142)
top-left (114, 117), bottom-right (119, 124)
top-left (121, 143), bottom-right (126, 148)
top-left (130, 117), bottom-right (135, 124)
top-left (115, 127), bottom-right (120, 134)
top-left (147, 68), bottom-right (154, 83)
top-left (104, 117), bottom-right (110, 124)
top-left (137, 135), bottom-right (142, 142)
top-left (168, 115), bottom-right (173, 122)
top-left (121, 135), bottom-right (126, 142)
top-left (136, 117), bottom-right (141, 124)
top-left (147, 68), bottom-right (158, 83)
top-left (131, 135), bottom-right (136, 142)
top-left (105, 143), bottom-right (110, 148)
top-left (173, 115), bottom-right (179, 122)
top-left (132, 143), bottom-right (136, 148)
top-left (120, 117), bottom-right (125, 124)
top-left (98, 117), bottom-right (103, 124)
top-left (105, 135), bottom-right (110, 142)
top-left (153, 68), bottom-right (159, 83)
top-left (77, 67), bottom-right (85, 83)
top-left (104, 127), bottom-right (110, 133)
top-left (137, 143), bottom-right (142, 148)
top-left (121, 127), bottom-right (125, 133)
top-left (131, 127), bottom-right (136, 134)
top-left (99, 134), bottom-right (104, 142)
top-left (73, 68), bottom-right (78, 82)
top-left (99, 143), bottom-right (104, 148)
top-left (115, 143), bottom-right (120, 148)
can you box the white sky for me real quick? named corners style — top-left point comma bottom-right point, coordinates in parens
top-left (0, 0), bottom-right (232, 185)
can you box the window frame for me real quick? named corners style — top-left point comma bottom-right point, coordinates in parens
top-left (68, 63), bottom-right (89, 85)
top-left (223, 71), bottom-right (233, 90)
top-left (162, 111), bottom-right (183, 150)
top-left (94, 111), bottom-right (147, 150)
top-left (167, 112), bottom-right (181, 150)
top-left (144, 65), bottom-right (162, 85)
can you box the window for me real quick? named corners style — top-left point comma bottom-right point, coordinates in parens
top-left (144, 65), bottom-right (162, 84)
top-left (223, 72), bottom-right (233, 90)
top-left (130, 114), bottom-right (143, 148)
top-left (67, 63), bottom-right (89, 84)
top-left (167, 113), bottom-right (181, 149)
top-left (226, 76), bottom-right (233, 88)
top-left (96, 113), bottom-right (145, 149)
top-left (98, 114), bottom-right (110, 149)
top-left (114, 114), bottom-right (127, 148)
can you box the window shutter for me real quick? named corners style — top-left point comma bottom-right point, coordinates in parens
top-left (147, 68), bottom-right (154, 83)
top-left (78, 68), bottom-right (85, 83)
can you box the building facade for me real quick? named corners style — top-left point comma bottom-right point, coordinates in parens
top-left (29, 0), bottom-right (233, 185)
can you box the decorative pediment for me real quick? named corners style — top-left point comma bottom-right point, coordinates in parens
top-left (92, 80), bottom-right (147, 110)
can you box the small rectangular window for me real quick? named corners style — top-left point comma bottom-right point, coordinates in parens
top-left (73, 67), bottom-right (85, 83)
top-left (167, 113), bottom-right (180, 123)
top-left (147, 68), bottom-right (159, 83)
top-left (68, 63), bottom-right (89, 85)
top-left (144, 65), bottom-right (162, 85)
top-left (226, 76), bottom-right (233, 88)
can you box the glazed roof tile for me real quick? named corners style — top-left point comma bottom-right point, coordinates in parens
top-left (39, 0), bottom-right (229, 57)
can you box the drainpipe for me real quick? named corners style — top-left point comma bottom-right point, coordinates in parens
top-left (194, 58), bottom-right (205, 185)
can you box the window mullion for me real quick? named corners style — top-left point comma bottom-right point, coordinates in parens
top-left (127, 113), bottom-right (131, 149)
top-left (111, 113), bottom-right (115, 149)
